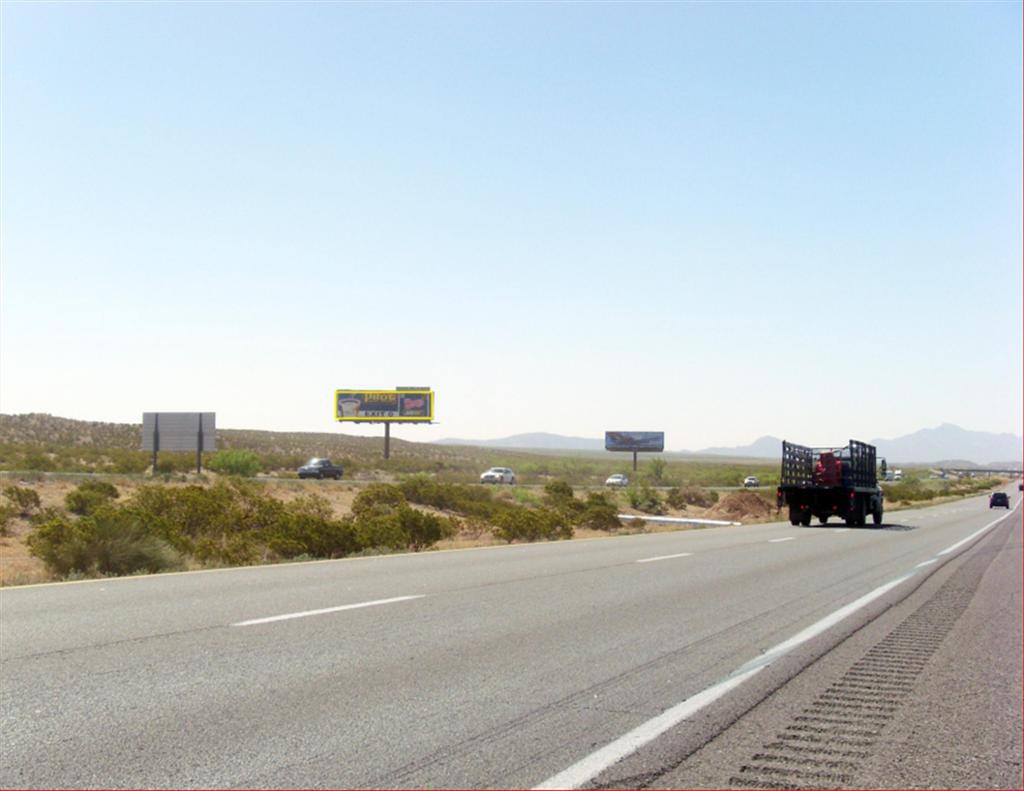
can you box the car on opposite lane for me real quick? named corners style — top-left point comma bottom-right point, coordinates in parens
top-left (605, 473), bottom-right (629, 487)
top-left (480, 467), bottom-right (516, 485)
top-left (743, 476), bottom-right (760, 488)
top-left (297, 458), bottom-right (344, 480)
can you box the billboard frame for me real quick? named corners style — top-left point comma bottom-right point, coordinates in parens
top-left (605, 430), bottom-right (665, 471)
top-left (333, 388), bottom-right (434, 459)
top-left (334, 389), bottom-right (434, 423)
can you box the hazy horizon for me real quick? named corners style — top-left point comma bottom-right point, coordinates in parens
top-left (2, 3), bottom-right (1021, 448)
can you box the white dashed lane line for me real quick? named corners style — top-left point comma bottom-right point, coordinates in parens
top-left (768, 537), bottom-right (795, 543)
top-left (231, 595), bottom-right (425, 627)
top-left (636, 552), bottom-right (694, 564)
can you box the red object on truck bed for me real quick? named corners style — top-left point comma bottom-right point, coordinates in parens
top-left (814, 452), bottom-right (843, 486)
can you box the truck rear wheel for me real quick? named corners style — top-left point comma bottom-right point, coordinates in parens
top-left (872, 506), bottom-right (883, 525)
top-left (800, 513), bottom-right (812, 527)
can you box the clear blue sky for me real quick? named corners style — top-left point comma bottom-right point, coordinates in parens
top-left (2, 1), bottom-right (1020, 449)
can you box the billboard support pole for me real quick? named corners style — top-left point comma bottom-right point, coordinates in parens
top-left (152, 414), bottom-right (160, 475)
top-left (196, 414), bottom-right (203, 474)
top-left (633, 451), bottom-right (638, 472)
top-left (384, 422), bottom-right (391, 460)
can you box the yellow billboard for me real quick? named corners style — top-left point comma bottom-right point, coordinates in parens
top-left (334, 390), bottom-right (434, 422)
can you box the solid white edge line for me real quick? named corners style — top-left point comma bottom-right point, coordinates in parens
top-left (231, 595), bottom-right (424, 626)
top-left (768, 537), bottom-right (795, 543)
top-left (636, 552), bottom-right (694, 564)
top-left (915, 559), bottom-right (938, 568)
top-left (617, 514), bottom-right (741, 527)
top-left (533, 666), bottom-right (764, 790)
top-left (533, 571), bottom-right (917, 790)
top-left (937, 502), bottom-right (1020, 556)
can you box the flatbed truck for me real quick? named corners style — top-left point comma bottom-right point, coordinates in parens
top-left (776, 439), bottom-right (884, 527)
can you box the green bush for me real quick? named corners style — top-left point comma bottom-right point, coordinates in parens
top-left (65, 480), bottom-right (120, 516)
top-left (399, 476), bottom-right (509, 520)
top-left (666, 485), bottom-right (718, 509)
top-left (493, 507), bottom-right (572, 543)
top-left (2, 485), bottom-right (41, 516)
top-left (27, 506), bottom-right (181, 577)
top-left (207, 450), bottom-right (262, 477)
top-left (883, 479), bottom-right (937, 503)
top-left (579, 492), bottom-right (621, 531)
top-left (352, 483), bottom-right (407, 517)
top-left (627, 484), bottom-right (665, 515)
top-left (645, 458), bottom-right (667, 483)
top-left (267, 494), bottom-right (359, 560)
top-left (543, 480), bottom-right (575, 504)
top-left (0, 504), bottom-right (17, 536)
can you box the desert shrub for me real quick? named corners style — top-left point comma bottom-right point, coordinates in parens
top-left (352, 484), bottom-right (407, 517)
top-left (645, 458), bottom-right (667, 483)
top-left (352, 511), bottom-right (409, 551)
top-left (543, 480), bottom-right (574, 504)
top-left (269, 494), bottom-right (359, 559)
top-left (2, 485), bottom-right (41, 516)
top-left (347, 483), bottom-right (458, 553)
top-left (627, 484), bottom-right (665, 515)
top-left (883, 480), bottom-right (937, 503)
top-left (666, 485), bottom-right (718, 509)
top-left (399, 476), bottom-right (507, 520)
top-left (27, 506), bottom-right (180, 577)
top-left (207, 450), bottom-right (261, 477)
top-left (493, 507), bottom-right (572, 543)
top-left (579, 492), bottom-right (621, 531)
top-left (542, 479), bottom-right (585, 520)
top-left (0, 504), bottom-right (17, 536)
top-left (65, 480), bottom-right (120, 516)
top-left (397, 506), bottom-right (458, 551)
top-left (122, 480), bottom-right (284, 562)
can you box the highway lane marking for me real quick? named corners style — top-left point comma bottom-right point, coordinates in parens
top-left (533, 666), bottom-right (764, 790)
top-left (915, 559), bottom-right (938, 568)
top-left (768, 537), bottom-right (795, 543)
top-left (534, 572), bottom-right (917, 790)
top-left (231, 595), bottom-right (425, 626)
top-left (937, 505), bottom-right (1019, 556)
top-left (834, 528), bottom-right (850, 533)
top-left (635, 552), bottom-right (693, 563)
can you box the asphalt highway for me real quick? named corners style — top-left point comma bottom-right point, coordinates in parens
top-left (1, 490), bottom-right (1020, 789)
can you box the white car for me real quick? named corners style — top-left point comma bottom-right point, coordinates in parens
top-left (605, 473), bottom-right (629, 487)
top-left (743, 476), bottom-right (760, 488)
top-left (480, 467), bottom-right (516, 484)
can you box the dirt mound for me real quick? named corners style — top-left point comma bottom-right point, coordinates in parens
top-left (706, 491), bottom-right (776, 522)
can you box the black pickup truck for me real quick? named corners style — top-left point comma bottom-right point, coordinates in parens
top-left (777, 439), bottom-right (883, 527)
top-left (297, 458), bottom-right (344, 480)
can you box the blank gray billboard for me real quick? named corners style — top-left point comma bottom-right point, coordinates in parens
top-left (142, 413), bottom-right (216, 452)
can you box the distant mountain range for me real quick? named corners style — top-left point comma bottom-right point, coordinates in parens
top-left (440, 424), bottom-right (1022, 466)
top-left (1, 414), bottom-right (1018, 467)
top-left (439, 432), bottom-right (605, 451)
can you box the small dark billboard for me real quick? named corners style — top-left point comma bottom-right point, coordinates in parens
top-left (605, 431), bottom-right (665, 471)
top-left (605, 431), bottom-right (665, 453)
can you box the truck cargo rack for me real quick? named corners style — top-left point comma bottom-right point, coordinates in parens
top-left (780, 439), bottom-right (877, 489)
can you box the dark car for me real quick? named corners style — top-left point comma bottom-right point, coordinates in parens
top-left (989, 492), bottom-right (1010, 509)
top-left (298, 458), bottom-right (343, 480)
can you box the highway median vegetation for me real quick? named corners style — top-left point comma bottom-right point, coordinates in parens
top-left (22, 476), bottom-right (625, 581)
